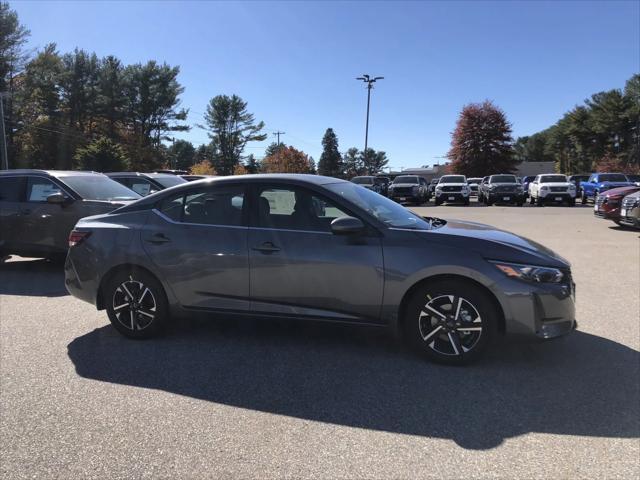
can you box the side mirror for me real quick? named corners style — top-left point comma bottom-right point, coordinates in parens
top-left (46, 192), bottom-right (71, 205)
top-left (331, 216), bottom-right (365, 235)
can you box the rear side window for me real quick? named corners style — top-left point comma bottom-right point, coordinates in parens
top-left (26, 177), bottom-right (63, 202)
top-left (158, 185), bottom-right (245, 226)
top-left (0, 177), bottom-right (25, 201)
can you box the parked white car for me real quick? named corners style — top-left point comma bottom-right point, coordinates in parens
top-left (528, 174), bottom-right (576, 206)
top-left (434, 175), bottom-right (470, 206)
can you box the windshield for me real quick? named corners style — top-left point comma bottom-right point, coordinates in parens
top-left (326, 182), bottom-right (432, 230)
top-left (467, 178), bottom-right (481, 184)
top-left (393, 176), bottom-right (419, 184)
top-left (491, 175), bottom-right (517, 183)
top-left (151, 175), bottom-right (188, 188)
top-left (540, 175), bottom-right (567, 183)
top-left (351, 177), bottom-right (374, 185)
top-left (63, 175), bottom-right (141, 201)
top-left (599, 174), bottom-right (628, 182)
top-left (626, 174), bottom-right (640, 182)
top-left (439, 175), bottom-right (465, 183)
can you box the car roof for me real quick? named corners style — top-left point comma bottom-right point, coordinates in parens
top-left (0, 169), bottom-right (105, 178)
top-left (105, 172), bottom-right (178, 179)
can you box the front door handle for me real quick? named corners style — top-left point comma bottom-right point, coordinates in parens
top-left (146, 233), bottom-right (171, 245)
top-left (252, 242), bottom-right (280, 253)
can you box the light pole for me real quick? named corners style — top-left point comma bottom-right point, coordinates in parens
top-left (356, 74), bottom-right (383, 165)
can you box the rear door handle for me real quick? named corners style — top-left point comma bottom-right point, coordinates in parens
top-left (146, 233), bottom-right (171, 245)
top-left (252, 242), bottom-right (280, 253)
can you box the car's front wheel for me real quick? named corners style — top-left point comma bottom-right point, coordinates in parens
top-left (404, 280), bottom-right (497, 365)
top-left (104, 268), bottom-right (169, 339)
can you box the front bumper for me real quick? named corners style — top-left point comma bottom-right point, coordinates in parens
top-left (539, 192), bottom-right (575, 202)
top-left (435, 191), bottom-right (469, 203)
top-left (390, 193), bottom-right (421, 202)
top-left (496, 275), bottom-right (576, 339)
top-left (487, 193), bottom-right (524, 203)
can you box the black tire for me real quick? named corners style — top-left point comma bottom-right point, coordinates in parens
top-left (568, 198), bottom-right (575, 207)
top-left (517, 201), bottom-right (523, 207)
top-left (581, 192), bottom-right (588, 204)
top-left (464, 199), bottom-right (470, 206)
top-left (486, 196), bottom-right (493, 206)
top-left (104, 268), bottom-right (169, 339)
top-left (536, 196), bottom-right (544, 207)
top-left (435, 199), bottom-right (442, 206)
top-left (404, 280), bottom-right (497, 365)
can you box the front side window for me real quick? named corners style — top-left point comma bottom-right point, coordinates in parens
top-left (598, 174), bottom-right (628, 182)
top-left (128, 179), bottom-right (159, 196)
top-left (26, 177), bottom-right (63, 202)
top-left (0, 177), bottom-right (25, 202)
top-left (159, 185), bottom-right (245, 226)
top-left (257, 186), bottom-right (349, 232)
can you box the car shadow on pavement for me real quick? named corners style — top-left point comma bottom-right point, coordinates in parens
top-left (0, 258), bottom-right (68, 297)
top-left (67, 318), bottom-right (639, 450)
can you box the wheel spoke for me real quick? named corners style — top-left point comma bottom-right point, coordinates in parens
top-left (130, 310), bottom-right (137, 330)
top-left (138, 287), bottom-right (150, 303)
top-left (113, 303), bottom-right (128, 311)
top-left (453, 296), bottom-right (463, 320)
top-left (457, 326), bottom-right (482, 332)
top-left (448, 332), bottom-right (463, 355)
top-left (421, 325), bottom-right (443, 342)
top-left (121, 283), bottom-right (135, 301)
top-left (425, 304), bottom-right (446, 319)
top-left (137, 309), bottom-right (154, 319)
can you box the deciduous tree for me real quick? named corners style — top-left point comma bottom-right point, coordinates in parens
top-left (262, 145), bottom-right (313, 173)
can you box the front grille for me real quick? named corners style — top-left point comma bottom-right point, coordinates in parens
top-left (441, 185), bottom-right (462, 192)
top-left (622, 197), bottom-right (639, 209)
top-left (494, 185), bottom-right (517, 193)
top-left (392, 187), bottom-right (414, 195)
top-left (550, 187), bottom-right (567, 192)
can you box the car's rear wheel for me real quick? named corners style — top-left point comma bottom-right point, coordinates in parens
top-left (581, 192), bottom-right (588, 204)
top-left (404, 280), bottom-right (497, 365)
top-left (104, 269), bottom-right (168, 339)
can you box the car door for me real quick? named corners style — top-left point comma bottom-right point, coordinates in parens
top-left (248, 183), bottom-right (384, 323)
top-left (0, 175), bottom-right (26, 253)
top-left (18, 176), bottom-right (79, 254)
top-left (141, 183), bottom-right (250, 312)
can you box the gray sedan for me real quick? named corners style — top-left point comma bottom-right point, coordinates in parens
top-left (64, 174), bottom-right (576, 364)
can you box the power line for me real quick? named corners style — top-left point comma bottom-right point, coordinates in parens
top-left (273, 130), bottom-right (285, 145)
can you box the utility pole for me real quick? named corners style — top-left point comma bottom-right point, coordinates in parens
top-left (356, 74), bottom-right (384, 161)
top-left (273, 131), bottom-right (285, 146)
top-left (0, 93), bottom-right (8, 170)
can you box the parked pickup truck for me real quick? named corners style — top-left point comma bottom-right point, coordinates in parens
top-left (480, 174), bottom-right (525, 206)
top-left (580, 173), bottom-right (633, 204)
top-left (528, 174), bottom-right (577, 206)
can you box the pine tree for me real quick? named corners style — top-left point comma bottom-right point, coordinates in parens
top-left (318, 128), bottom-right (342, 177)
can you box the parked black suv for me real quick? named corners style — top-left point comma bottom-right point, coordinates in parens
top-left (0, 170), bottom-right (139, 260)
top-left (388, 175), bottom-right (429, 204)
top-left (106, 172), bottom-right (187, 196)
top-left (480, 174), bottom-right (525, 206)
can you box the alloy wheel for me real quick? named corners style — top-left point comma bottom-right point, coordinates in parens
top-left (112, 277), bottom-right (157, 331)
top-left (417, 294), bottom-right (483, 356)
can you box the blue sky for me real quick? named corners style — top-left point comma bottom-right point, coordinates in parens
top-left (12, 1), bottom-right (640, 169)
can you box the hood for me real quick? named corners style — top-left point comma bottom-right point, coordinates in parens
top-left (600, 181), bottom-right (632, 188)
top-left (428, 219), bottom-right (569, 267)
top-left (603, 186), bottom-right (640, 198)
top-left (437, 183), bottom-right (467, 187)
top-left (391, 183), bottom-right (419, 188)
top-left (81, 199), bottom-right (136, 209)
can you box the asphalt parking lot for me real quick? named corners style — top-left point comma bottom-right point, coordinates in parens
top-left (1, 202), bottom-right (638, 479)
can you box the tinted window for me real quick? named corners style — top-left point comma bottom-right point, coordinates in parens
top-left (351, 177), bottom-right (374, 185)
top-left (257, 187), bottom-right (348, 232)
top-left (113, 177), bottom-right (159, 196)
top-left (160, 186), bottom-right (245, 226)
top-left (599, 174), bottom-right (628, 182)
top-left (490, 175), bottom-right (517, 183)
top-left (0, 176), bottom-right (24, 201)
top-left (63, 175), bottom-right (140, 201)
top-left (627, 175), bottom-right (640, 182)
top-left (393, 176), bottom-right (419, 184)
top-left (150, 175), bottom-right (188, 188)
top-left (26, 177), bottom-right (63, 202)
top-left (540, 175), bottom-right (567, 183)
top-left (439, 175), bottom-right (466, 183)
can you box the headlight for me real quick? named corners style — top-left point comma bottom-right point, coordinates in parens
top-left (491, 261), bottom-right (564, 283)
top-left (489, 185), bottom-right (496, 190)
top-left (568, 184), bottom-right (576, 190)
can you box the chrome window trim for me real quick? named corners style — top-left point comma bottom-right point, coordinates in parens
top-left (152, 208), bottom-right (248, 230)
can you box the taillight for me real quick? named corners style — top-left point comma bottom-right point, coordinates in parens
top-left (68, 230), bottom-right (91, 247)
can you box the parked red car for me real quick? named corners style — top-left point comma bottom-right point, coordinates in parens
top-left (593, 186), bottom-right (640, 224)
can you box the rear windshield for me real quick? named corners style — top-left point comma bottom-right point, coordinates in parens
top-left (351, 177), bottom-right (374, 185)
top-left (490, 175), bottom-right (517, 183)
top-left (439, 175), bottom-right (466, 183)
top-left (151, 175), bottom-right (188, 188)
top-left (540, 175), bottom-right (567, 183)
top-left (393, 176), bottom-right (419, 184)
top-left (599, 174), bottom-right (628, 182)
top-left (62, 175), bottom-right (140, 201)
